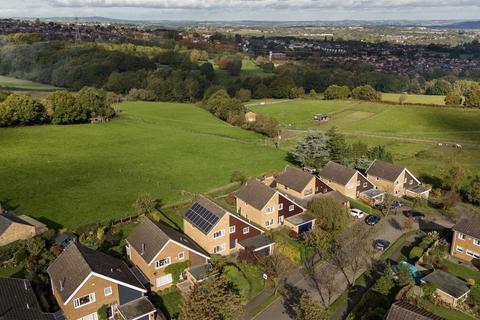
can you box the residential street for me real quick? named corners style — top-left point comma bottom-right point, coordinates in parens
top-left (250, 207), bottom-right (457, 320)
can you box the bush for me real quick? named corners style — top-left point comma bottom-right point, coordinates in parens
top-left (444, 91), bottom-right (463, 106)
top-left (323, 85), bottom-right (351, 100)
top-left (127, 88), bottom-right (157, 101)
top-left (409, 246), bottom-right (424, 260)
top-left (0, 94), bottom-right (46, 127)
top-left (230, 171), bottom-right (246, 184)
top-left (352, 85), bottom-right (381, 101)
top-left (467, 278), bottom-right (476, 286)
top-left (419, 239), bottom-right (432, 250)
top-left (235, 89), bottom-right (251, 102)
top-left (164, 261), bottom-right (191, 284)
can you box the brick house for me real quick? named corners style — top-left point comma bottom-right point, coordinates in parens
top-left (183, 195), bottom-right (274, 256)
top-left (235, 179), bottom-right (314, 235)
top-left (318, 161), bottom-right (380, 200)
top-left (274, 166), bottom-right (333, 200)
top-left (0, 212), bottom-right (47, 246)
top-left (47, 242), bottom-right (156, 320)
top-left (126, 217), bottom-right (210, 291)
top-left (366, 159), bottom-right (430, 199)
top-left (450, 217), bottom-right (480, 264)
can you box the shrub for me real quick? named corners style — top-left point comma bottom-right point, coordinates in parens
top-left (230, 171), bottom-right (246, 184)
top-left (352, 85), bottom-right (381, 101)
top-left (0, 94), bottom-right (46, 127)
top-left (127, 88), bottom-right (157, 101)
top-left (444, 91), bottom-right (463, 106)
top-left (419, 239), bottom-right (432, 250)
top-left (97, 305), bottom-right (109, 320)
top-left (409, 246), bottom-right (424, 260)
top-left (235, 89), bottom-right (251, 102)
top-left (165, 261), bottom-right (191, 284)
top-left (323, 85), bottom-right (351, 100)
top-left (467, 278), bottom-right (476, 286)
top-left (421, 282), bottom-right (437, 298)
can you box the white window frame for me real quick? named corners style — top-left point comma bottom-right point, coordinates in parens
top-left (288, 205), bottom-right (294, 212)
top-left (155, 257), bottom-right (171, 269)
top-left (466, 250), bottom-right (480, 259)
top-left (357, 180), bottom-right (360, 186)
top-left (104, 286), bottom-right (112, 297)
top-left (265, 206), bottom-right (274, 214)
top-left (278, 203), bottom-right (283, 210)
top-left (363, 182), bottom-right (367, 188)
top-left (213, 244), bottom-right (225, 254)
top-left (73, 293), bottom-right (96, 309)
top-left (456, 246), bottom-right (464, 253)
top-left (213, 229), bottom-right (225, 239)
top-left (178, 251), bottom-right (185, 260)
top-left (278, 215), bottom-right (284, 224)
top-left (474, 239), bottom-right (480, 246)
top-left (243, 227), bottom-right (249, 234)
top-left (265, 219), bottom-right (274, 227)
top-left (458, 233), bottom-right (465, 240)
top-left (229, 225), bottom-right (236, 234)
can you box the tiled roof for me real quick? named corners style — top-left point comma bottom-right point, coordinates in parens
top-left (386, 301), bottom-right (445, 320)
top-left (47, 242), bottom-right (145, 303)
top-left (117, 297), bottom-right (156, 320)
top-left (0, 277), bottom-right (54, 320)
top-left (422, 270), bottom-right (470, 299)
top-left (275, 167), bottom-right (314, 192)
top-left (0, 212), bottom-right (33, 235)
top-left (452, 217), bottom-right (480, 240)
top-left (366, 159), bottom-right (404, 182)
top-left (318, 161), bottom-right (357, 185)
top-left (127, 217), bottom-right (208, 264)
top-left (235, 179), bottom-right (276, 211)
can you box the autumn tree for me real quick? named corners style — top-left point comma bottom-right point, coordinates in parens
top-left (181, 274), bottom-right (243, 320)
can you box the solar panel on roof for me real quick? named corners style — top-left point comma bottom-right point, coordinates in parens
top-left (185, 203), bottom-right (220, 234)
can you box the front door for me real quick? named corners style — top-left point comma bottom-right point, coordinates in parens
top-left (156, 274), bottom-right (173, 288)
top-left (278, 215), bottom-right (284, 225)
top-left (78, 312), bottom-right (98, 320)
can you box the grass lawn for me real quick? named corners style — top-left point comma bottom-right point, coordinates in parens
top-left (423, 301), bottom-right (477, 320)
top-left (0, 101), bottom-right (288, 228)
top-left (251, 99), bottom-right (480, 143)
top-left (443, 260), bottom-right (480, 283)
top-left (151, 288), bottom-right (183, 320)
top-left (382, 93), bottom-right (446, 106)
top-left (0, 75), bottom-right (57, 90)
top-left (223, 262), bottom-right (265, 304)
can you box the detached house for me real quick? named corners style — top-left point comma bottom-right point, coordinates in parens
top-left (275, 166), bottom-right (333, 200)
top-left (183, 195), bottom-right (274, 256)
top-left (126, 217), bottom-right (210, 291)
top-left (318, 161), bottom-right (381, 202)
top-left (235, 179), bottom-right (314, 235)
top-left (366, 159), bottom-right (430, 199)
top-left (450, 217), bottom-right (480, 264)
top-left (47, 242), bottom-right (156, 320)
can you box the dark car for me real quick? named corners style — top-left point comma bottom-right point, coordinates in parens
top-left (392, 200), bottom-right (404, 208)
top-left (365, 215), bottom-right (381, 226)
top-left (403, 210), bottom-right (425, 220)
top-left (374, 239), bottom-right (391, 251)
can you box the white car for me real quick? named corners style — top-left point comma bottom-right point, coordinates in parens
top-left (350, 208), bottom-right (364, 219)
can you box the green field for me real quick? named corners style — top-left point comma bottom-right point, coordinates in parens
top-left (251, 99), bottom-right (480, 143)
top-left (0, 102), bottom-right (287, 228)
top-left (0, 75), bottom-right (57, 90)
top-left (382, 93), bottom-right (446, 105)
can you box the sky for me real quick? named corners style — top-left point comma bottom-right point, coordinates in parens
top-left (2, 0), bottom-right (480, 21)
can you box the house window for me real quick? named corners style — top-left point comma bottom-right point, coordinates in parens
top-left (213, 244), bottom-right (225, 253)
top-left (278, 203), bottom-right (283, 210)
top-left (289, 205), bottom-right (294, 212)
top-left (278, 216), bottom-right (284, 224)
top-left (404, 178), bottom-right (407, 183)
top-left (229, 226), bottom-right (236, 234)
top-left (265, 206), bottom-right (274, 214)
top-left (73, 293), bottom-right (95, 309)
top-left (474, 239), bottom-right (480, 246)
top-left (458, 233), bottom-right (465, 240)
top-left (104, 286), bottom-right (112, 297)
top-left (265, 219), bottom-right (274, 227)
top-left (156, 257), bottom-right (171, 269)
top-left (178, 251), bottom-right (185, 260)
top-left (243, 227), bottom-right (249, 234)
top-left (456, 246), bottom-right (464, 253)
top-left (466, 250), bottom-right (480, 259)
top-left (357, 180), bottom-right (360, 186)
top-left (376, 177), bottom-right (379, 181)
top-left (213, 229), bottom-right (225, 239)
top-left (409, 179), bottom-right (413, 185)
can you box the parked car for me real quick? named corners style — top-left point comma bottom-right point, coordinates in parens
top-left (392, 200), bottom-right (404, 208)
top-left (365, 215), bottom-right (381, 226)
top-left (374, 239), bottom-right (391, 251)
top-left (403, 210), bottom-right (425, 220)
top-left (350, 208), bottom-right (365, 219)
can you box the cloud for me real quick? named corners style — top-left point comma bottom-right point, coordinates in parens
top-left (47, 0), bottom-right (480, 10)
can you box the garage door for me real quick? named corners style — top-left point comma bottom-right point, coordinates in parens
top-left (77, 312), bottom-right (98, 320)
top-left (156, 274), bottom-right (173, 288)
top-left (298, 221), bottom-right (313, 235)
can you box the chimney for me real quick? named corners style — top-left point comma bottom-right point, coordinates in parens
top-left (59, 280), bottom-right (64, 292)
top-left (141, 243), bottom-right (145, 255)
top-left (26, 303), bottom-right (30, 309)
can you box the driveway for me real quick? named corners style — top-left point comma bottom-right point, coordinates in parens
top-left (252, 215), bottom-right (406, 320)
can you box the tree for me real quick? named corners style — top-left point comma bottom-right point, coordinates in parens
top-left (307, 197), bottom-right (350, 233)
top-left (445, 91), bottom-right (463, 106)
top-left (323, 85), bottom-right (351, 100)
top-left (398, 93), bottom-right (408, 105)
top-left (253, 83), bottom-right (270, 98)
top-left (181, 274), bottom-right (243, 320)
top-left (132, 193), bottom-right (157, 215)
top-left (367, 145), bottom-right (393, 162)
top-left (76, 87), bottom-right (114, 118)
top-left (426, 79), bottom-right (453, 96)
top-left (204, 89), bottom-right (245, 122)
top-left (464, 175), bottom-right (480, 205)
top-left (421, 282), bottom-right (437, 299)
top-left (251, 114), bottom-right (279, 138)
top-left (258, 251), bottom-right (293, 294)
top-left (226, 59), bottom-right (242, 76)
top-left (308, 89), bottom-right (318, 99)
top-left (46, 91), bottom-right (86, 125)
top-left (409, 246), bottom-right (424, 260)
top-left (443, 164), bottom-right (464, 192)
top-left (291, 291), bottom-right (327, 320)
top-left (326, 127), bottom-right (351, 165)
top-left (372, 265), bottom-right (394, 295)
top-left (235, 88), bottom-right (251, 102)
top-left (200, 62), bottom-right (215, 81)
top-left (0, 94), bottom-right (46, 127)
top-left (127, 88), bottom-right (156, 101)
top-left (442, 190), bottom-right (461, 211)
top-left (397, 263), bottom-right (414, 286)
top-left (270, 76), bottom-right (296, 99)
top-left (26, 237), bottom-right (46, 257)
top-left (351, 85), bottom-right (381, 101)
top-left (464, 86), bottom-right (480, 108)
top-left (288, 132), bottom-right (329, 168)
